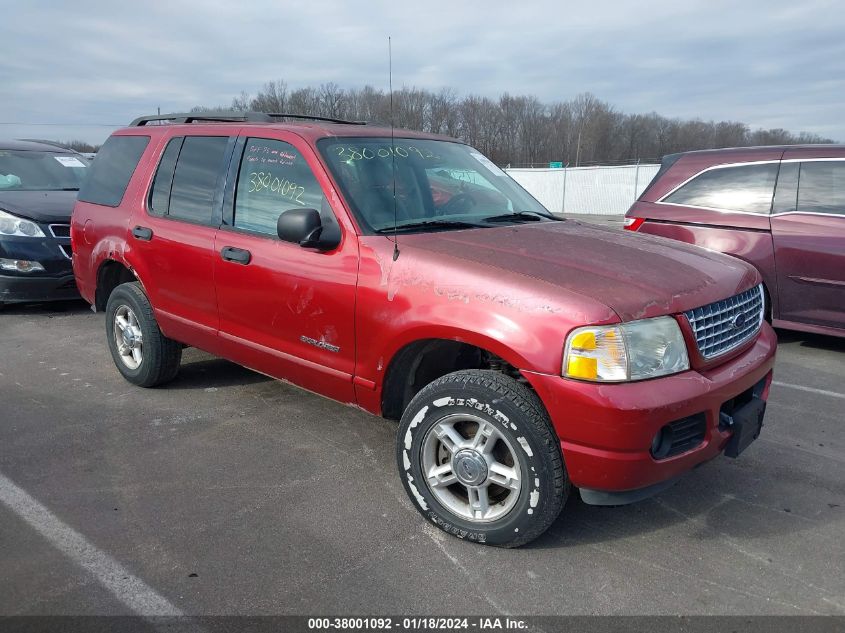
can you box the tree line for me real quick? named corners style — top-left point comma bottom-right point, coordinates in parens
top-left (190, 81), bottom-right (834, 167)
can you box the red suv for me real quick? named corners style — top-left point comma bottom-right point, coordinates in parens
top-left (625, 145), bottom-right (845, 338)
top-left (72, 112), bottom-right (776, 547)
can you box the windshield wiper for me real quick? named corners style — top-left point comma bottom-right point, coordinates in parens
top-left (483, 211), bottom-right (558, 223)
top-left (375, 219), bottom-right (484, 234)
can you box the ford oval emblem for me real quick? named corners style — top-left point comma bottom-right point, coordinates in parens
top-left (733, 313), bottom-right (746, 329)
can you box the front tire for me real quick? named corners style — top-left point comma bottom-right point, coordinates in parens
top-left (397, 370), bottom-right (568, 547)
top-left (105, 282), bottom-right (181, 387)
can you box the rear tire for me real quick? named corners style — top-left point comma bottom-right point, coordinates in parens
top-left (397, 370), bottom-right (568, 547)
top-left (105, 282), bottom-right (181, 387)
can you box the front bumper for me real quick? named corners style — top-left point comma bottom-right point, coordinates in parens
top-left (0, 234), bottom-right (78, 303)
top-left (523, 323), bottom-right (776, 497)
top-left (0, 272), bottom-right (79, 303)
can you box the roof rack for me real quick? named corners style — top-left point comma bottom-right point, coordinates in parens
top-left (265, 113), bottom-right (367, 125)
top-left (129, 111), bottom-right (367, 127)
top-left (129, 111), bottom-right (272, 126)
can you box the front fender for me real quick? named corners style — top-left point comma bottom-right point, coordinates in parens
top-left (353, 237), bottom-right (618, 415)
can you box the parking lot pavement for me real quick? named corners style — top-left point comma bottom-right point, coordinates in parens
top-left (1, 301), bottom-right (843, 616)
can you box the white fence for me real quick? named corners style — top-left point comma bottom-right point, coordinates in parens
top-left (505, 163), bottom-right (660, 215)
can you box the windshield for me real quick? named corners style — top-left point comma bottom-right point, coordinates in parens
top-left (318, 138), bottom-right (552, 233)
top-left (0, 150), bottom-right (89, 191)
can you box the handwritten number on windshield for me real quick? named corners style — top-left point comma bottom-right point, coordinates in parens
top-left (335, 145), bottom-right (439, 161)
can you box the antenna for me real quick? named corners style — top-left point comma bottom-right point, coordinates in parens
top-left (389, 36), bottom-right (400, 261)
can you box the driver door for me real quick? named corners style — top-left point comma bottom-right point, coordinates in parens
top-left (213, 134), bottom-right (358, 402)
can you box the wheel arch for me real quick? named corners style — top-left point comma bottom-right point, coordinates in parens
top-left (94, 259), bottom-right (137, 311)
top-left (379, 334), bottom-right (535, 420)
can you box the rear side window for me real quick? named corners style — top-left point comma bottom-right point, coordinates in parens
top-left (78, 135), bottom-right (149, 207)
top-left (797, 161), bottom-right (845, 216)
top-left (168, 136), bottom-right (229, 224)
top-left (663, 163), bottom-right (778, 214)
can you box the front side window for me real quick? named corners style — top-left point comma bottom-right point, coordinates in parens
top-left (797, 161), bottom-right (845, 216)
top-left (663, 163), bottom-right (779, 214)
top-left (233, 138), bottom-right (326, 236)
top-left (168, 136), bottom-right (229, 224)
top-left (318, 138), bottom-right (551, 233)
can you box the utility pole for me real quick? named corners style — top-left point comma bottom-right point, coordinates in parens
top-left (633, 158), bottom-right (641, 203)
top-left (575, 129), bottom-right (582, 168)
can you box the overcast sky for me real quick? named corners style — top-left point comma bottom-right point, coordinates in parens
top-left (2, 0), bottom-right (843, 145)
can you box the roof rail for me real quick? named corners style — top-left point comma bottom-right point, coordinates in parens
top-left (265, 113), bottom-right (367, 125)
top-left (129, 111), bottom-right (273, 126)
top-left (128, 111), bottom-right (367, 127)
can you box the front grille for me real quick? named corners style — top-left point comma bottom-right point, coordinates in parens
top-left (49, 224), bottom-right (71, 238)
top-left (59, 244), bottom-right (73, 259)
top-left (685, 285), bottom-right (764, 359)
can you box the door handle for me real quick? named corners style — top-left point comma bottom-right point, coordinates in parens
top-left (132, 226), bottom-right (153, 241)
top-left (220, 246), bottom-right (251, 265)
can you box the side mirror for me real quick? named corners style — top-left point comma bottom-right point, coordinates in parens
top-left (276, 208), bottom-right (339, 250)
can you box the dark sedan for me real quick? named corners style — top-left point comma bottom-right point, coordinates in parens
top-left (0, 140), bottom-right (88, 306)
top-left (625, 145), bottom-right (845, 338)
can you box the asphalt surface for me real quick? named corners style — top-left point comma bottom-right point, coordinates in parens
top-left (0, 298), bottom-right (843, 617)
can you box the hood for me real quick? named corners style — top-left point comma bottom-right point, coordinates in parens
top-left (0, 190), bottom-right (78, 224)
top-left (400, 220), bottom-right (760, 322)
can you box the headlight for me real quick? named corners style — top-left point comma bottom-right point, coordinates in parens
top-left (0, 258), bottom-right (45, 272)
top-left (0, 209), bottom-right (46, 237)
top-left (563, 316), bottom-right (690, 382)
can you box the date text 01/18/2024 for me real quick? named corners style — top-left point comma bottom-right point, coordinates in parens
top-left (307, 617), bottom-right (529, 630)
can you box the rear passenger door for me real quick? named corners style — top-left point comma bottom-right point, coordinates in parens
top-left (212, 134), bottom-right (358, 403)
top-left (130, 133), bottom-right (234, 348)
top-left (771, 154), bottom-right (845, 331)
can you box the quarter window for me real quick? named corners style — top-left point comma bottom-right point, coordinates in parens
top-left (233, 138), bottom-right (326, 236)
top-left (168, 136), bottom-right (229, 224)
top-left (663, 163), bottom-right (779, 214)
top-left (78, 135), bottom-right (149, 207)
top-left (797, 161), bottom-right (845, 216)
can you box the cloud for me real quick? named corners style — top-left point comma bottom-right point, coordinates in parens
top-left (1, 0), bottom-right (842, 144)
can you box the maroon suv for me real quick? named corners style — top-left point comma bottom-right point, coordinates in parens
top-left (626, 145), bottom-right (845, 338)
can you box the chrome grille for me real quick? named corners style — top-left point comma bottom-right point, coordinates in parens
top-left (685, 285), bottom-right (764, 359)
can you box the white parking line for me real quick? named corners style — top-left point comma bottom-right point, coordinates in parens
top-left (0, 472), bottom-right (183, 616)
top-left (772, 381), bottom-right (845, 400)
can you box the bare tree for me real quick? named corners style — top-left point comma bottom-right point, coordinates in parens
top-left (250, 80), bottom-right (288, 112)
